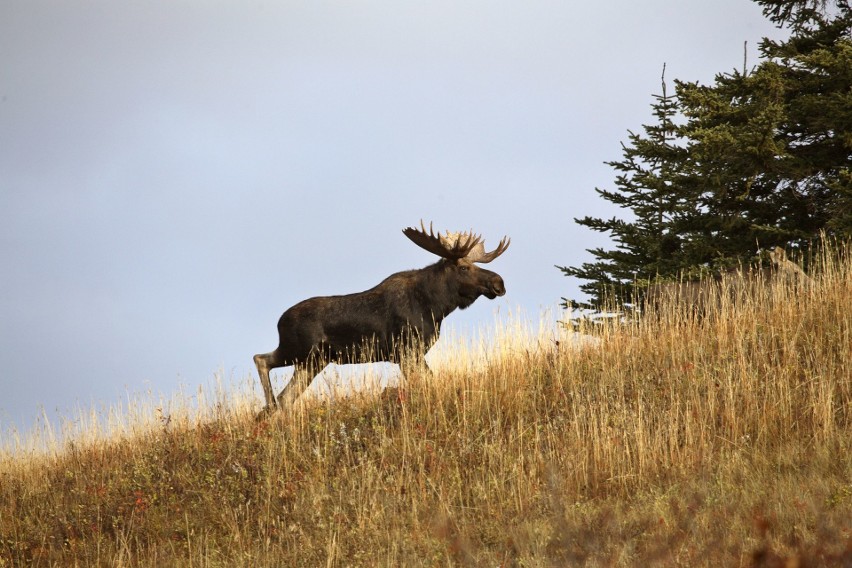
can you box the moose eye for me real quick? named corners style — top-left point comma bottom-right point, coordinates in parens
top-left (460, 265), bottom-right (469, 271)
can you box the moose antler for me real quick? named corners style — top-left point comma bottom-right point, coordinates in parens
top-left (440, 231), bottom-right (510, 263)
top-left (403, 220), bottom-right (510, 263)
top-left (403, 220), bottom-right (481, 260)
top-left (464, 235), bottom-right (510, 263)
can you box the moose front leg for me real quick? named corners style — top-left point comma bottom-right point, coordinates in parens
top-left (397, 347), bottom-right (433, 390)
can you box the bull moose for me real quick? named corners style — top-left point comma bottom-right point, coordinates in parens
top-left (643, 246), bottom-right (811, 314)
top-left (253, 221), bottom-right (510, 412)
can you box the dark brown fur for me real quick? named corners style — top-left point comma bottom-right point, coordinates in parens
top-left (253, 224), bottom-right (509, 412)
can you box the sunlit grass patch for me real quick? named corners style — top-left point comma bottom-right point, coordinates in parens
top-left (1, 241), bottom-right (850, 566)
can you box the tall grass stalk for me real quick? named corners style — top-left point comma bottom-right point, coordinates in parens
top-left (1, 242), bottom-right (850, 566)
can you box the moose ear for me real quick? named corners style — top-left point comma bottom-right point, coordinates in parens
top-left (769, 246), bottom-right (787, 265)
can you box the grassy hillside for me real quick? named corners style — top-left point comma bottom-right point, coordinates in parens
top-left (2, 245), bottom-right (851, 567)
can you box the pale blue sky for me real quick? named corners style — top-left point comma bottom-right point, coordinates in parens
top-left (1, 0), bottom-right (786, 433)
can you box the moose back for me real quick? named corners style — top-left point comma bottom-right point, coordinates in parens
top-left (253, 221), bottom-right (510, 412)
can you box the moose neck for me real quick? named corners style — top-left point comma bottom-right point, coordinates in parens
top-left (412, 260), bottom-right (467, 323)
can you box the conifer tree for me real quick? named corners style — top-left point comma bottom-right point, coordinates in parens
top-left (558, 72), bottom-right (689, 307)
top-left (675, 0), bottom-right (852, 255)
top-left (563, 0), bottom-right (852, 308)
top-left (756, 0), bottom-right (852, 238)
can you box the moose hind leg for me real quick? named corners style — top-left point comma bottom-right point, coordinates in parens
top-left (254, 349), bottom-right (286, 410)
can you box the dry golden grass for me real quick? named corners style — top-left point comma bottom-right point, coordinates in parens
top-left (2, 243), bottom-right (851, 567)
